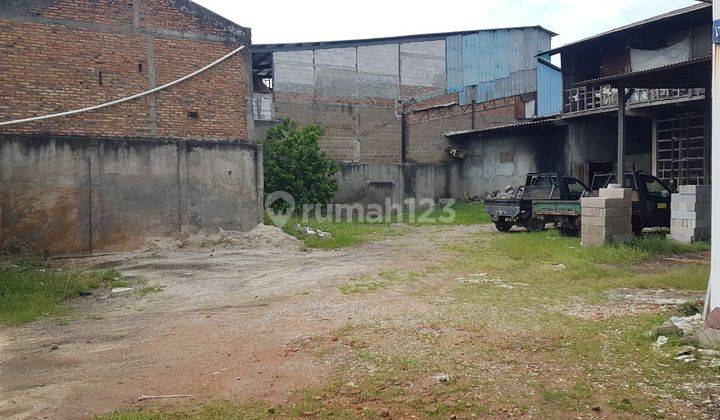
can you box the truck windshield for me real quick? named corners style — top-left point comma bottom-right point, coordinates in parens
top-left (642, 175), bottom-right (668, 199)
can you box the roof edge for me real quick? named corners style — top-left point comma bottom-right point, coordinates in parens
top-left (539, 3), bottom-right (710, 57)
top-left (253, 25), bottom-right (557, 52)
top-left (446, 117), bottom-right (562, 137)
top-left (174, 0), bottom-right (251, 43)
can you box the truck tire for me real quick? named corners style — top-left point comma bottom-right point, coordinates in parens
top-left (559, 226), bottom-right (580, 237)
top-left (632, 216), bottom-right (644, 236)
top-left (527, 217), bottom-right (546, 232)
top-left (495, 219), bottom-right (513, 232)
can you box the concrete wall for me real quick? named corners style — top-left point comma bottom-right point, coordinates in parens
top-left (0, 135), bottom-right (263, 255)
top-left (335, 163), bottom-right (462, 205)
top-left (271, 39), bottom-right (446, 164)
top-left (564, 118), bottom-right (618, 179)
top-left (457, 125), bottom-right (567, 196)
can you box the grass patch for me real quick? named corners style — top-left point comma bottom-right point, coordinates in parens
top-left (402, 201), bottom-right (491, 226)
top-left (282, 218), bottom-right (400, 250)
top-left (133, 285), bottom-right (164, 297)
top-left (272, 202), bottom-right (490, 249)
top-left (0, 261), bottom-right (121, 326)
top-left (0, 261), bottom-right (162, 326)
top-left (339, 279), bottom-right (385, 295)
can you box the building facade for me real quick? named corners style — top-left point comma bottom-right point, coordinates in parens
top-left (252, 27), bottom-right (560, 204)
top-left (450, 3), bottom-right (712, 196)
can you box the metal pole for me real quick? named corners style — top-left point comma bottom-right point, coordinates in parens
top-left (707, 0), bottom-right (720, 323)
top-left (618, 88), bottom-right (626, 186)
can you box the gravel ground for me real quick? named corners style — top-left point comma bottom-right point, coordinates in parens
top-left (0, 224), bottom-right (483, 419)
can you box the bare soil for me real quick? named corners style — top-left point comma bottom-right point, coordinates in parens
top-left (0, 225), bottom-right (481, 419)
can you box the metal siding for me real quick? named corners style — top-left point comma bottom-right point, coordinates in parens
top-left (536, 60), bottom-right (563, 117)
top-left (462, 33), bottom-right (480, 86)
top-left (446, 35), bottom-right (463, 93)
top-left (447, 27), bottom-right (546, 101)
top-left (476, 82), bottom-right (494, 103)
top-left (459, 88), bottom-right (474, 105)
top-left (508, 29), bottom-right (526, 72)
top-left (493, 30), bottom-right (510, 80)
top-left (493, 69), bottom-right (536, 99)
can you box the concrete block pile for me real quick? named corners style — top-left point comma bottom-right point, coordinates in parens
top-left (581, 187), bottom-right (633, 246)
top-left (668, 185), bottom-right (711, 244)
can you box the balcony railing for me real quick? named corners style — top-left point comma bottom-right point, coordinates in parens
top-left (564, 85), bottom-right (705, 114)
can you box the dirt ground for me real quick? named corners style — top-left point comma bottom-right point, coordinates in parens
top-left (0, 225), bottom-right (480, 418)
top-left (1, 224), bottom-right (715, 419)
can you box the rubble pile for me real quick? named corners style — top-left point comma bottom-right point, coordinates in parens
top-left (652, 313), bottom-right (720, 368)
top-left (485, 185), bottom-right (525, 200)
top-left (293, 224), bottom-right (333, 238)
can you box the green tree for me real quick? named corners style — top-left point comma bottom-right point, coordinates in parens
top-left (262, 119), bottom-right (340, 210)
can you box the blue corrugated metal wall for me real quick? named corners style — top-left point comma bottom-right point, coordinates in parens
top-left (536, 59), bottom-right (562, 117)
top-left (446, 35), bottom-right (463, 93)
top-left (446, 28), bottom-right (552, 107)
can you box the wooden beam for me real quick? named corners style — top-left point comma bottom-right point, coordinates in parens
top-left (618, 88), bottom-right (627, 187)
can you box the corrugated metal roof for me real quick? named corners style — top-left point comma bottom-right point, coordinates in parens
top-left (446, 117), bottom-right (561, 138)
top-left (253, 26), bottom-right (558, 52)
top-left (574, 55), bottom-right (711, 87)
top-left (540, 3), bottom-right (710, 56)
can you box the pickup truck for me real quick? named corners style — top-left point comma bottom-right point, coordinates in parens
top-left (484, 173), bottom-right (588, 232)
top-left (532, 171), bottom-right (671, 236)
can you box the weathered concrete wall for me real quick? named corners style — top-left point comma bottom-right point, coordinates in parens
top-left (0, 135), bottom-right (263, 255)
top-left (564, 118), bottom-right (618, 179)
top-left (457, 125), bottom-right (567, 196)
top-left (271, 39), bottom-right (447, 164)
top-left (335, 163), bottom-right (462, 206)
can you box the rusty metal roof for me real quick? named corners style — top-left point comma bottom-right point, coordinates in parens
top-left (445, 117), bottom-right (562, 138)
top-left (540, 3), bottom-right (710, 56)
top-left (253, 26), bottom-right (558, 53)
top-left (574, 55), bottom-right (711, 89)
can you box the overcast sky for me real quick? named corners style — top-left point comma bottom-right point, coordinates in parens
top-left (195, 0), bottom-right (700, 50)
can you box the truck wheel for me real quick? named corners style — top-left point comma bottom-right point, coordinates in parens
top-left (559, 227), bottom-right (580, 237)
top-left (495, 219), bottom-right (513, 232)
top-left (527, 217), bottom-right (546, 232)
top-left (632, 216), bottom-right (644, 236)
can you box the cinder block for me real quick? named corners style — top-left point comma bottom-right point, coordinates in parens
top-left (581, 206), bottom-right (631, 218)
top-left (671, 218), bottom-right (711, 229)
top-left (672, 210), bottom-right (710, 220)
top-left (671, 226), bottom-right (710, 239)
top-left (581, 216), bottom-right (605, 226)
top-left (679, 185), bottom-right (712, 195)
top-left (671, 202), bottom-right (697, 212)
top-left (599, 188), bottom-right (633, 200)
top-left (581, 197), bottom-right (607, 208)
top-left (671, 194), bottom-right (699, 204)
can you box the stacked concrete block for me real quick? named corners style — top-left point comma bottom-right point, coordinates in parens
top-left (581, 188), bottom-right (633, 246)
top-left (668, 185), bottom-right (711, 244)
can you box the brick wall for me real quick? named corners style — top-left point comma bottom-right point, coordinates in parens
top-left (0, 0), bottom-right (253, 141)
top-left (405, 96), bottom-right (522, 164)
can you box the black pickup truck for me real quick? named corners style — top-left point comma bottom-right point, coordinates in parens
top-left (532, 171), bottom-right (671, 236)
top-left (484, 173), bottom-right (588, 232)
top-left (592, 172), bottom-right (671, 234)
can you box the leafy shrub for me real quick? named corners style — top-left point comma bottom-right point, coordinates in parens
top-left (262, 119), bottom-right (340, 209)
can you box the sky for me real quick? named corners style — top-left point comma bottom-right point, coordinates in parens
top-left (194, 0), bottom-right (700, 50)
